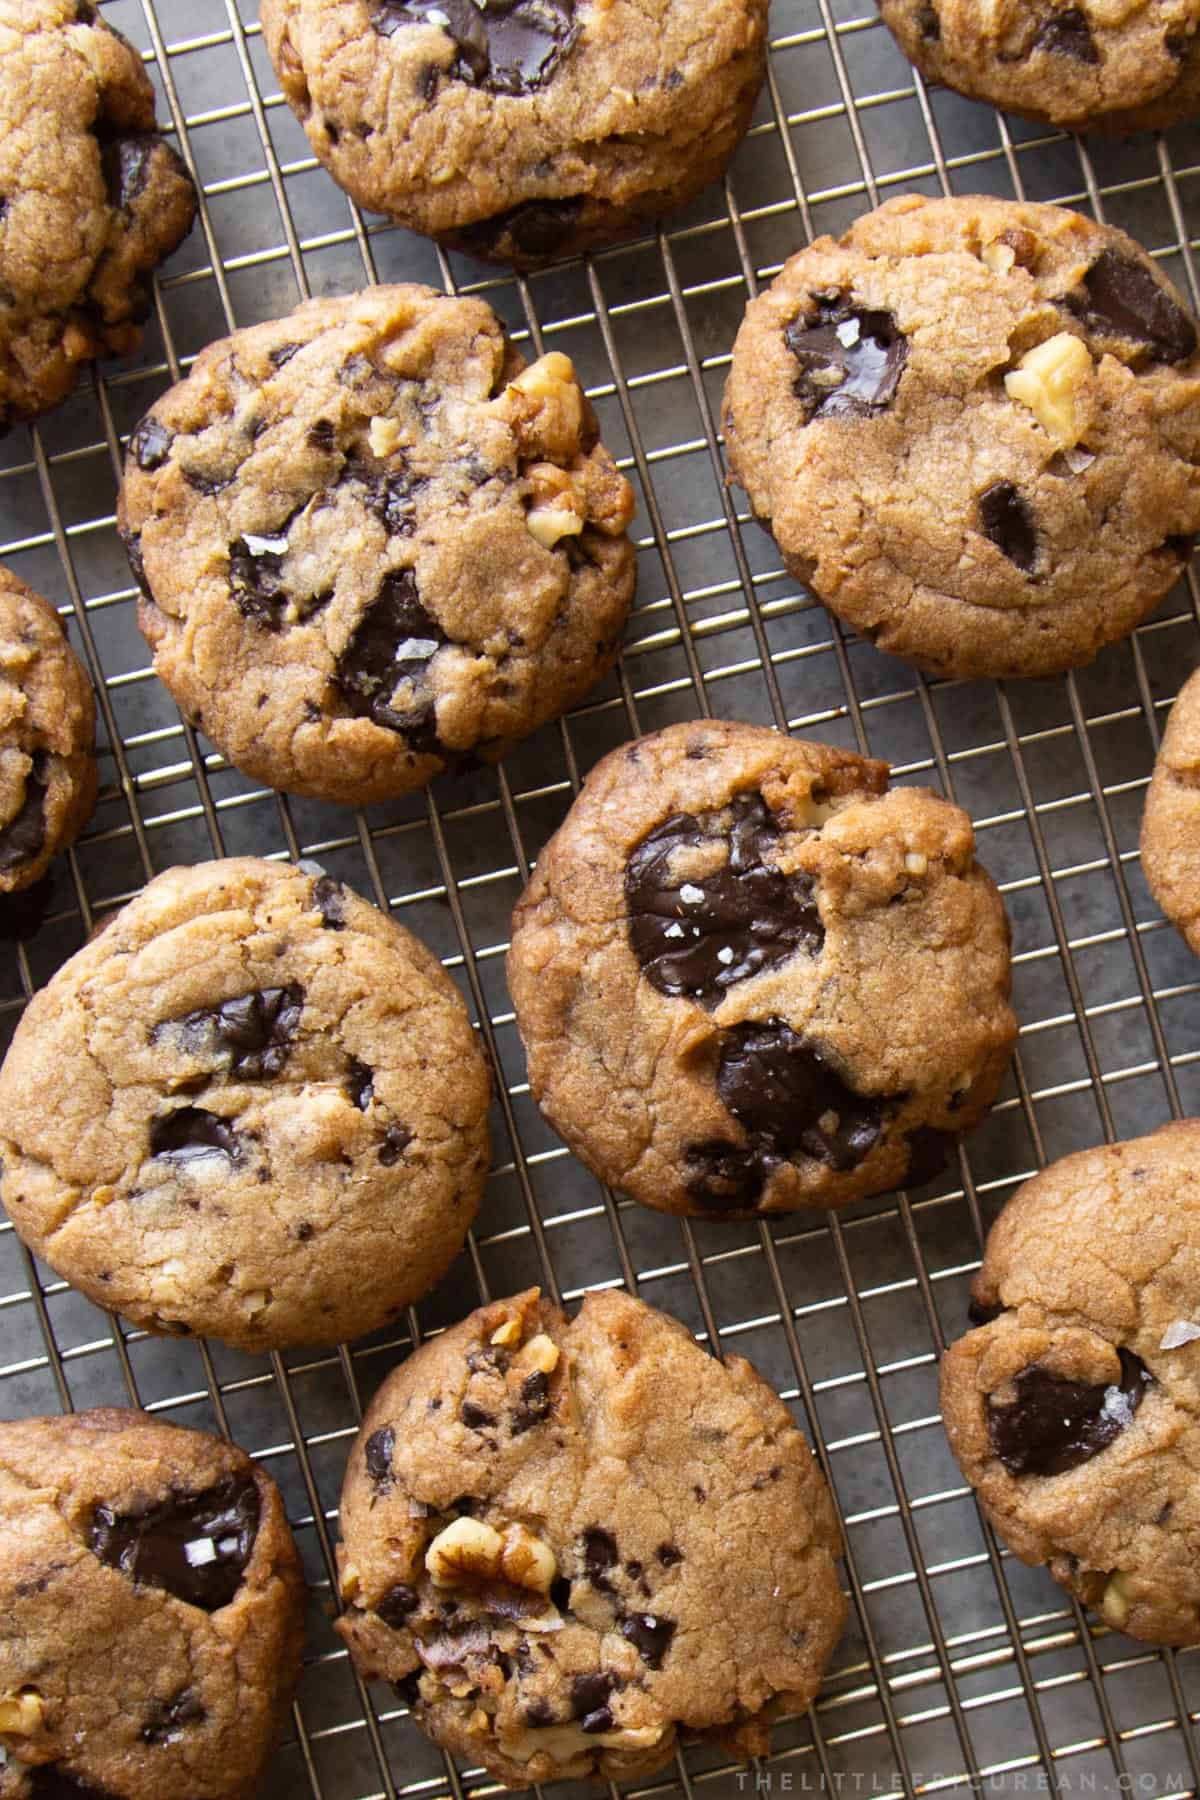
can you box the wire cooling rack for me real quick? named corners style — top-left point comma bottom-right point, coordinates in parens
top-left (2, 1), bottom-right (1200, 1795)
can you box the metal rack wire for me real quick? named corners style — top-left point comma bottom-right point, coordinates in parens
top-left (2, 0), bottom-right (1200, 1793)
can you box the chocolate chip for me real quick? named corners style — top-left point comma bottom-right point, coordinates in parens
top-left (717, 1018), bottom-right (885, 1173)
top-left (365, 1425), bottom-right (395, 1490)
top-left (394, 1671), bottom-right (422, 1706)
top-left (657, 1542), bottom-right (682, 1566)
top-left (25, 1771), bottom-right (117, 1800)
top-left (140, 1689), bottom-right (205, 1744)
top-left (682, 1138), bottom-right (766, 1212)
top-left (582, 1526), bottom-right (618, 1588)
top-left (379, 1123), bottom-right (414, 1165)
top-left (1032, 7), bottom-right (1098, 61)
top-left (785, 292), bottom-right (909, 422)
top-left (902, 1126), bottom-right (953, 1188)
top-left (523, 1697), bottom-right (556, 1727)
top-left (1163, 534), bottom-right (1196, 561)
top-left (1165, 30), bottom-right (1189, 59)
top-left (88, 1471), bottom-right (259, 1610)
top-left (986, 1347), bottom-right (1152, 1477)
top-left (307, 418), bottom-right (337, 452)
top-left (571, 1671), bottom-right (617, 1722)
top-left (621, 1611), bottom-right (676, 1668)
top-left (334, 570), bottom-right (446, 750)
top-left (916, 0), bottom-right (940, 39)
top-left (978, 480), bottom-right (1037, 572)
top-left (457, 196), bottom-right (585, 261)
top-left (228, 532), bottom-right (291, 630)
top-left (347, 1058), bottom-right (375, 1110)
top-left (130, 415), bottom-right (174, 471)
top-left (124, 530), bottom-right (151, 599)
top-left (550, 1574), bottom-right (572, 1612)
top-left (183, 468), bottom-right (232, 497)
top-left (461, 1401), bottom-right (496, 1430)
top-left (1064, 248), bottom-right (1198, 365)
top-left (0, 749), bottom-right (48, 874)
top-left (149, 1106), bottom-right (242, 1166)
top-left (376, 1582), bottom-right (420, 1627)
top-left (312, 874), bottom-right (346, 929)
top-left (369, 0), bottom-right (579, 95)
top-left (269, 342), bottom-right (300, 369)
top-left (512, 1369), bottom-right (551, 1433)
top-left (98, 131), bottom-right (160, 209)
top-left (162, 984), bottom-right (304, 1079)
top-left (967, 1297), bottom-right (1005, 1327)
top-left (362, 465), bottom-right (426, 537)
top-left (625, 793), bottom-right (822, 1005)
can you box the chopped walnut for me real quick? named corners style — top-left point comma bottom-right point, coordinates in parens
top-left (368, 415), bottom-right (404, 457)
top-left (1101, 1569), bottom-right (1135, 1627)
top-left (525, 463), bottom-right (586, 549)
top-left (490, 1318), bottom-right (522, 1349)
top-left (500, 352), bottom-right (586, 463)
top-left (1004, 332), bottom-right (1092, 448)
top-left (0, 1688), bottom-right (44, 1736)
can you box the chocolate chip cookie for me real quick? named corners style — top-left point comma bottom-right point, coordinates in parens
top-left (1140, 667), bottom-right (1200, 956)
top-left (118, 285), bottom-right (635, 806)
top-left (0, 856), bottom-right (491, 1350)
top-left (0, 0), bottom-right (196, 431)
top-left (506, 719), bottom-right (1016, 1218)
top-left (336, 1284), bottom-right (846, 1788)
top-left (942, 1122), bottom-right (1200, 1646)
top-left (878, 0), bottom-right (1200, 136)
top-left (0, 566), bottom-right (96, 895)
top-left (723, 194), bottom-right (1200, 681)
top-left (260, 0), bottom-right (768, 267)
top-left (0, 1407), bottom-right (304, 1800)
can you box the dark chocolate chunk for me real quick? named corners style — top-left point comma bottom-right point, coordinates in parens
top-left (582, 1526), bottom-right (618, 1588)
top-left (916, 1), bottom-right (940, 39)
top-left (347, 1058), bottom-right (375, 1110)
top-left (88, 1470), bottom-right (259, 1610)
top-left (140, 1688), bottom-right (206, 1744)
top-left (0, 749), bottom-right (48, 874)
top-left (364, 1425), bottom-right (395, 1490)
top-left (625, 792), bottom-right (822, 1004)
top-left (621, 1611), bottom-right (676, 1668)
top-left (785, 292), bottom-right (909, 422)
top-left (580, 1703), bottom-right (614, 1733)
top-left (149, 1105), bottom-right (242, 1166)
top-left (369, 0), bottom-right (579, 96)
top-left (717, 1018), bottom-right (885, 1172)
top-left (123, 529), bottom-right (151, 599)
top-left (523, 1697), bottom-right (556, 1727)
top-left (269, 342), bottom-right (300, 369)
top-left (572, 1671), bottom-right (616, 1721)
top-left (511, 1370), bottom-right (551, 1434)
top-left (162, 983), bottom-right (303, 1079)
top-left (25, 1771), bottom-right (117, 1800)
top-left (978, 480), bottom-right (1037, 572)
top-left (228, 531), bottom-right (291, 631)
top-left (394, 1671), bottom-right (422, 1707)
top-left (307, 418), bottom-right (337, 453)
top-left (362, 465), bottom-right (426, 537)
top-left (682, 1138), bottom-right (766, 1213)
top-left (1032, 7), bottom-right (1098, 62)
top-left (379, 1123), bottom-right (414, 1165)
top-left (99, 131), bottom-right (160, 209)
top-left (1064, 248), bottom-right (1198, 365)
top-left (902, 1126), bottom-right (953, 1189)
top-left (376, 1582), bottom-right (420, 1627)
top-left (461, 1401), bottom-right (496, 1430)
top-left (657, 1542), bottom-right (682, 1567)
top-left (1163, 534), bottom-right (1196, 562)
top-left (967, 1297), bottom-right (1005, 1328)
top-left (457, 196), bottom-right (585, 261)
top-left (130, 414), bottom-right (174, 471)
top-left (550, 1574), bottom-right (572, 1612)
top-left (183, 468), bottom-right (232, 497)
top-left (333, 570), bottom-right (446, 750)
top-left (986, 1347), bottom-right (1152, 1477)
top-left (312, 874), bottom-right (346, 929)
top-left (1165, 30), bottom-right (1190, 59)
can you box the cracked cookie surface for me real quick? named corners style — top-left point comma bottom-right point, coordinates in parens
top-left (942, 1122), bottom-right (1200, 1646)
top-left (1141, 666), bottom-right (1200, 956)
top-left (0, 1407), bottom-right (304, 1800)
top-left (723, 193), bottom-right (1200, 680)
top-left (0, 856), bottom-right (490, 1350)
top-left (0, 566), bottom-right (96, 895)
top-left (260, 0), bottom-right (768, 267)
top-left (335, 1285), bottom-right (846, 1788)
top-left (118, 285), bottom-right (635, 806)
top-left (0, 0), bottom-right (196, 430)
top-left (506, 718), bottom-right (1016, 1218)
top-left (878, 0), bottom-right (1200, 135)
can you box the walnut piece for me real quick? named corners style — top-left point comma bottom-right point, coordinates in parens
top-left (500, 352), bottom-right (586, 463)
top-left (1004, 332), bottom-right (1092, 448)
top-left (525, 463), bottom-right (586, 549)
top-left (1101, 1569), bottom-right (1134, 1628)
top-left (425, 1516), bottom-right (557, 1593)
top-left (0, 1688), bottom-right (45, 1736)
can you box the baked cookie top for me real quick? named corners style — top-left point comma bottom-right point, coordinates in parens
top-left (942, 1122), bottom-right (1200, 1646)
top-left (0, 1408), bottom-right (304, 1800)
top-left (723, 194), bottom-right (1200, 681)
top-left (507, 718), bottom-right (1016, 1217)
top-left (261, 0), bottom-right (768, 265)
top-left (0, 0), bottom-right (196, 429)
top-left (118, 285), bottom-right (635, 807)
top-left (878, 0), bottom-right (1200, 135)
top-left (0, 566), bottom-right (96, 895)
top-left (0, 857), bottom-right (491, 1351)
top-left (1141, 666), bottom-right (1200, 956)
top-left (335, 1285), bottom-right (847, 1788)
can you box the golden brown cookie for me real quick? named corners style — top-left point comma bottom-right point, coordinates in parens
top-left (1141, 666), bottom-right (1200, 955)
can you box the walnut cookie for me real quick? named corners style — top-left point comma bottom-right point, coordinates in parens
top-left (506, 719), bottom-right (1016, 1219)
top-left (0, 0), bottom-right (196, 430)
top-left (0, 565), bottom-right (96, 895)
top-left (723, 194), bottom-right (1200, 681)
top-left (942, 1123), bottom-right (1200, 1646)
top-left (117, 284), bottom-right (635, 807)
top-left (877, 0), bottom-right (1200, 136)
top-left (0, 857), bottom-right (491, 1351)
top-left (1140, 665), bottom-right (1200, 957)
top-left (335, 1286), bottom-right (846, 1788)
top-left (0, 1408), bottom-right (304, 1800)
top-left (261, 0), bottom-right (769, 268)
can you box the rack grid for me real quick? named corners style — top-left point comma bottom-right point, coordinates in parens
top-left (2, 1), bottom-right (1200, 1794)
